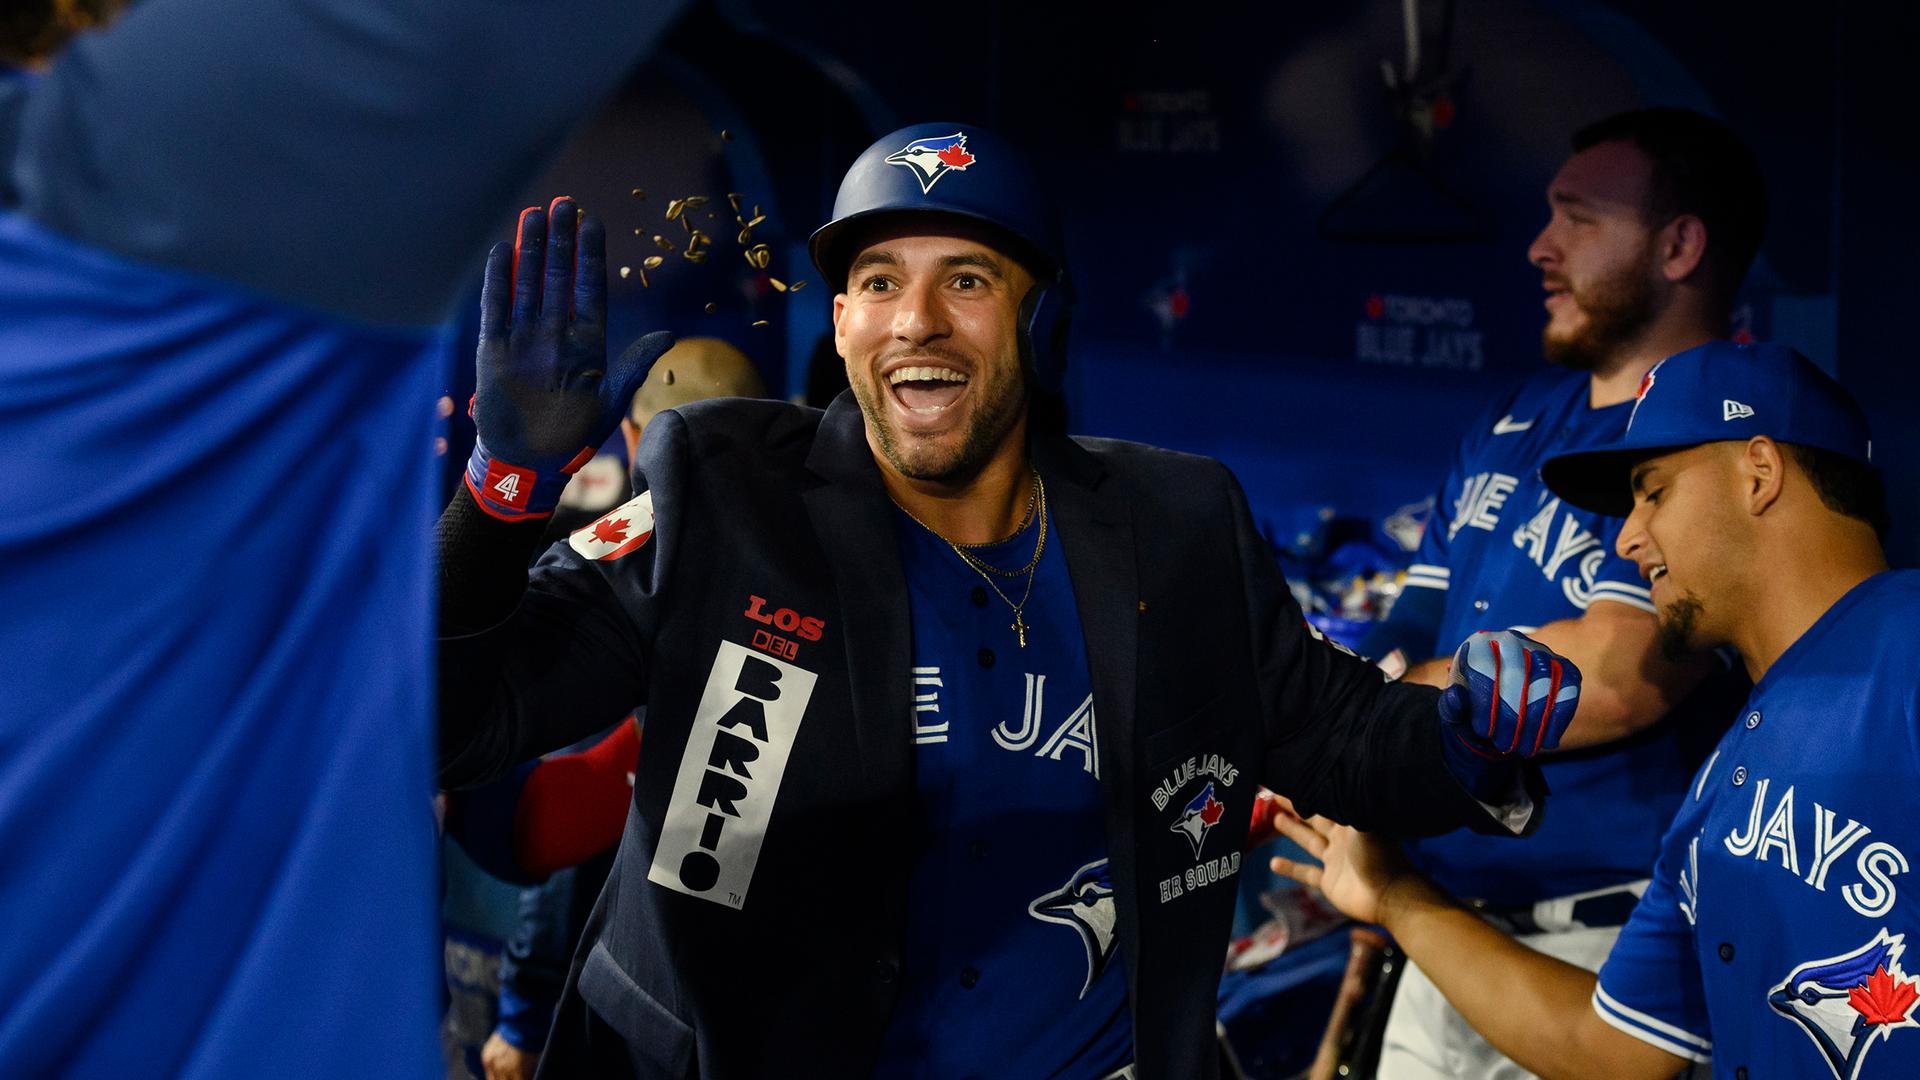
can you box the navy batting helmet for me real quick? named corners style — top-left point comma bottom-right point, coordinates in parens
top-left (809, 123), bottom-right (1074, 393)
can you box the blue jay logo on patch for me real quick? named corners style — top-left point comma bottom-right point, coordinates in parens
top-left (1170, 781), bottom-right (1226, 857)
top-left (1028, 859), bottom-right (1118, 998)
top-left (884, 132), bottom-right (976, 193)
top-left (1768, 928), bottom-right (1920, 1080)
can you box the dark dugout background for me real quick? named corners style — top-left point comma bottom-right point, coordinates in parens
top-left (449, 0), bottom-right (1918, 565)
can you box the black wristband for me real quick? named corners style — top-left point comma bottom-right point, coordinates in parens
top-left (436, 485), bottom-right (550, 635)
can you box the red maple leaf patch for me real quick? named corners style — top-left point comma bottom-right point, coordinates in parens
top-left (937, 142), bottom-right (974, 169)
top-left (1850, 966), bottom-right (1920, 1026)
top-left (591, 517), bottom-right (630, 545)
top-left (1198, 796), bottom-right (1224, 827)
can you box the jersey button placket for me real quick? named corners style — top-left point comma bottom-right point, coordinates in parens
top-left (1744, 709), bottom-right (1761, 730)
top-left (1731, 766), bottom-right (1748, 786)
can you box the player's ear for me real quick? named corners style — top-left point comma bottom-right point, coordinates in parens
top-left (1660, 214), bottom-right (1708, 284)
top-left (1744, 436), bottom-right (1786, 517)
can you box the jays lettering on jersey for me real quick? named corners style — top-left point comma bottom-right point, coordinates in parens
top-left (1594, 571), bottom-right (1920, 1080)
top-left (1401, 369), bottom-right (1717, 905)
top-left (874, 507), bottom-right (1132, 1077)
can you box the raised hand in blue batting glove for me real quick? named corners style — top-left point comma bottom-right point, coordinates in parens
top-left (1436, 630), bottom-right (1581, 802)
top-left (465, 196), bottom-right (673, 520)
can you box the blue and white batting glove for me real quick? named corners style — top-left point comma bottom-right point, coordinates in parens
top-left (1436, 630), bottom-right (1581, 802)
top-left (464, 196), bottom-right (672, 521)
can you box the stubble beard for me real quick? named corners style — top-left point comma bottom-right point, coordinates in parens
top-left (1655, 591), bottom-right (1706, 662)
top-left (851, 350), bottom-right (1028, 487)
top-left (1543, 249), bottom-right (1661, 372)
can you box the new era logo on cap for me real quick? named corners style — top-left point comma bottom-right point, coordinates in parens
top-left (1539, 340), bottom-right (1875, 517)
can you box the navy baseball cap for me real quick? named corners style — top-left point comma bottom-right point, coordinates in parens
top-left (1542, 340), bottom-right (1874, 516)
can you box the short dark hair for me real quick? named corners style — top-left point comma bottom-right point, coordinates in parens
top-left (1, 1), bottom-right (126, 66)
top-left (1785, 443), bottom-right (1889, 539)
top-left (1572, 107), bottom-right (1768, 311)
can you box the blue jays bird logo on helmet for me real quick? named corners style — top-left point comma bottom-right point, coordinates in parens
top-left (1028, 859), bottom-right (1118, 998)
top-left (1170, 782), bottom-right (1226, 857)
top-left (884, 131), bottom-right (976, 193)
top-left (1768, 929), bottom-right (1920, 1080)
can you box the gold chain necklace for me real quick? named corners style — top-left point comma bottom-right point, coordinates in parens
top-left (894, 472), bottom-right (1048, 647)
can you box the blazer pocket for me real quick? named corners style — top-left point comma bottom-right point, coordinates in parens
top-left (577, 939), bottom-right (696, 1079)
top-left (1145, 691), bottom-right (1229, 769)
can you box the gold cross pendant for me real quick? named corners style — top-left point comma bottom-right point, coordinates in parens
top-left (1012, 611), bottom-right (1028, 648)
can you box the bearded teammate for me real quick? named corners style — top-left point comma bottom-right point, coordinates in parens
top-left (1273, 341), bottom-right (1913, 1080)
top-left (1353, 107), bottom-right (1764, 1078)
top-left (435, 123), bottom-right (1584, 1078)
top-left (0, 2), bottom-right (687, 1075)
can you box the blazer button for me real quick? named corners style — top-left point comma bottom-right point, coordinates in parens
top-left (971, 587), bottom-right (989, 607)
top-left (1718, 943), bottom-right (1735, 962)
top-left (977, 648), bottom-right (995, 668)
top-left (873, 959), bottom-right (897, 983)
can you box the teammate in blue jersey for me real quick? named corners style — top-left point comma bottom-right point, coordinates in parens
top-left (1354, 107), bottom-right (1767, 1078)
top-left (434, 123), bottom-right (1587, 1078)
top-left (1272, 341), bottom-right (1911, 1080)
top-left (0, 2), bottom-right (687, 1075)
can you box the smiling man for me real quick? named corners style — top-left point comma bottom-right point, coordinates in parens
top-left (434, 123), bottom-right (1587, 1079)
top-left (1272, 342), bottom-right (1915, 1080)
top-left (1353, 107), bottom-right (1767, 1080)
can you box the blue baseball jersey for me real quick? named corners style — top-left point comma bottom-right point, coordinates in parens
top-left (1593, 571), bottom-right (1920, 1079)
top-left (0, 1), bottom-right (683, 1074)
top-left (874, 505), bottom-right (1133, 1078)
top-left (1401, 369), bottom-right (1724, 904)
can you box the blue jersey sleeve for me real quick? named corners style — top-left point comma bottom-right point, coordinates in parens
top-left (14, 0), bottom-right (688, 327)
top-left (1592, 817), bottom-right (1715, 1065)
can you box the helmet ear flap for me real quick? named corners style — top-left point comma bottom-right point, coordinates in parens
top-left (1020, 273), bottom-right (1075, 396)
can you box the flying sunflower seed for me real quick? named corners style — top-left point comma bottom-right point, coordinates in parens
top-left (629, 187), bottom-right (645, 199)
top-left (638, 269), bottom-right (650, 288)
top-left (685, 250), bottom-right (708, 263)
top-left (754, 247), bottom-right (772, 269)
top-left (619, 266), bottom-right (631, 279)
top-left (704, 302), bottom-right (719, 314)
top-left (653, 235), bottom-right (674, 251)
top-left (727, 193), bottom-right (744, 211)
top-left (736, 227), bottom-right (753, 245)
top-left (789, 279), bottom-right (807, 292)
top-left (720, 129), bottom-right (733, 141)
top-left (665, 198), bottom-right (686, 221)
top-left (752, 319), bottom-right (770, 328)
top-left (683, 196), bottom-right (709, 211)
top-left (769, 277), bottom-right (788, 292)
top-left (642, 255), bottom-right (664, 270)
top-left (746, 214), bottom-right (766, 228)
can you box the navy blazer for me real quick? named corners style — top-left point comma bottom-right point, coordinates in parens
top-left (440, 393), bottom-right (1531, 1079)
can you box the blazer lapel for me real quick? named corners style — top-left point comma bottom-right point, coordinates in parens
top-left (801, 394), bottom-right (914, 794)
top-left (1033, 434), bottom-right (1144, 998)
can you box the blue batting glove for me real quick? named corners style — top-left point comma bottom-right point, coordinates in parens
top-left (465, 197), bottom-right (672, 520)
top-left (1436, 630), bottom-right (1581, 802)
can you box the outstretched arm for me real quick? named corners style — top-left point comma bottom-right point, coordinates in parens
top-left (438, 200), bottom-right (672, 787)
top-left (16, 0), bottom-right (688, 326)
top-left (1268, 804), bottom-right (1692, 1080)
